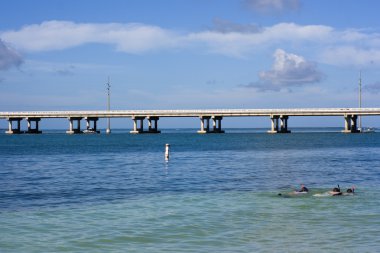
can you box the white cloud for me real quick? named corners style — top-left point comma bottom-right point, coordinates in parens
top-left (244, 0), bottom-right (300, 12)
top-left (1, 21), bottom-right (176, 53)
top-left (0, 21), bottom-right (333, 57)
top-left (320, 46), bottom-right (380, 66)
top-left (0, 39), bottom-right (23, 70)
top-left (244, 49), bottom-right (322, 91)
top-left (185, 22), bottom-right (332, 57)
top-left (1, 20), bottom-right (380, 67)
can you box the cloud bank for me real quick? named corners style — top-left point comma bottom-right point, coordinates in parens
top-left (1, 21), bottom-right (175, 53)
top-left (244, 49), bottom-right (322, 91)
top-left (1, 20), bottom-right (380, 66)
top-left (0, 39), bottom-right (23, 70)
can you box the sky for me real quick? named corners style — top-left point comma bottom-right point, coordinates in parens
top-left (1, 0), bottom-right (380, 129)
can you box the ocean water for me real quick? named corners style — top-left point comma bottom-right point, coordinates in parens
top-left (1, 129), bottom-right (380, 252)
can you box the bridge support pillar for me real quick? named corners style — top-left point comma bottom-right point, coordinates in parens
top-left (147, 116), bottom-right (160, 133)
top-left (342, 115), bottom-right (360, 133)
top-left (268, 115), bottom-right (291, 133)
top-left (5, 118), bottom-right (23, 134)
top-left (66, 117), bottom-right (83, 134)
top-left (130, 116), bottom-right (145, 134)
top-left (279, 116), bottom-right (291, 133)
top-left (211, 116), bottom-right (224, 133)
top-left (26, 118), bottom-right (42, 134)
top-left (84, 117), bottom-right (100, 133)
top-left (268, 116), bottom-right (279, 133)
top-left (197, 116), bottom-right (211, 134)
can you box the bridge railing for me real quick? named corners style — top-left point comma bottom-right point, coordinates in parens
top-left (1, 108), bottom-right (380, 118)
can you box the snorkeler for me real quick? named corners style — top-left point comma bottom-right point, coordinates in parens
top-left (297, 184), bottom-right (309, 193)
top-left (329, 185), bottom-right (342, 196)
top-left (313, 185), bottom-right (356, 197)
top-left (343, 186), bottom-right (355, 196)
top-left (278, 184), bottom-right (309, 196)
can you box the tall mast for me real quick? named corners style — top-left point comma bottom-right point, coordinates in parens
top-left (359, 71), bottom-right (362, 131)
top-left (106, 76), bottom-right (111, 134)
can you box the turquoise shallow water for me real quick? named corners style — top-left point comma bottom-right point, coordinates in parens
top-left (1, 130), bottom-right (380, 252)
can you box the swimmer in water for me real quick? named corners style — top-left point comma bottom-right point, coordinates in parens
top-left (343, 186), bottom-right (355, 196)
top-left (278, 184), bottom-right (309, 196)
top-left (297, 184), bottom-right (309, 193)
top-left (329, 185), bottom-right (342, 196)
top-left (313, 185), bottom-right (355, 197)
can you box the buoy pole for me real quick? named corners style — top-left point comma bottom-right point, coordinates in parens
top-left (165, 144), bottom-right (170, 161)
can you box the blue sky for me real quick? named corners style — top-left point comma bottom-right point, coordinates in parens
top-left (1, 0), bottom-right (380, 129)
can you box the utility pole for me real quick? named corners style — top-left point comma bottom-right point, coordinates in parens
top-left (106, 76), bottom-right (111, 134)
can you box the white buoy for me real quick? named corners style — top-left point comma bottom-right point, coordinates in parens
top-left (165, 144), bottom-right (170, 161)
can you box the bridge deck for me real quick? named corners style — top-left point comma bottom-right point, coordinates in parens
top-left (1, 108), bottom-right (380, 118)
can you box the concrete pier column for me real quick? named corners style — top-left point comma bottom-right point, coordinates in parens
top-left (267, 115), bottom-right (279, 134)
top-left (279, 116), bottom-right (291, 133)
top-left (132, 118), bottom-right (137, 132)
top-left (84, 117), bottom-right (100, 133)
top-left (26, 118), bottom-right (42, 134)
top-left (7, 120), bottom-right (12, 133)
top-left (69, 119), bottom-right (73, 132)
top-left (5, 117), bottom-right (23, 134)
top-left (199, 117), bottom-right (205, 133)
top-left (350, 115), bottom-right (359, 133)
top-left (343, 115), bottom-right (360, 133)
top-left (343, 115), bottom-right (352, 133)
top-left (197, 116), bottom-right (211, 134)
top-left (130, 116), bottom-right (145, 134)
top-left (66, 117), bottom-right (83, 134)
top-left (147, 116), bottom-right (160, 133)
top-left (211, 116), bottom-right (224, 133)
top-left (206, 117), bottom-right (210, 132)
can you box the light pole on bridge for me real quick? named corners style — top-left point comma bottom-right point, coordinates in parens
top-left (106, 76), bottom-right (111, 134)
top-left (359, 71), bottom-right (362, 131)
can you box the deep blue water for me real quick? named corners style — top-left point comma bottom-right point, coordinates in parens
top-left (1, 129), bottom-right (380, 252)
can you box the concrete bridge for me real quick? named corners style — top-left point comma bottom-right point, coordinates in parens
top-left (1, 108), bottom-right (379, 134)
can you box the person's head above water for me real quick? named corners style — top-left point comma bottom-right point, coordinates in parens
top-left (347, 186), bottom-right (355, 193)
top-left (332, 184), bottom-right (341, 192)
top-left (299, 184), bottom-right (309, 192)
top-left (332, 187), bottom-right (340, 192)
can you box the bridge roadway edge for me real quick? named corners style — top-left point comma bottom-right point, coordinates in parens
top-left (1, 108), bottom-right (379, 134)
